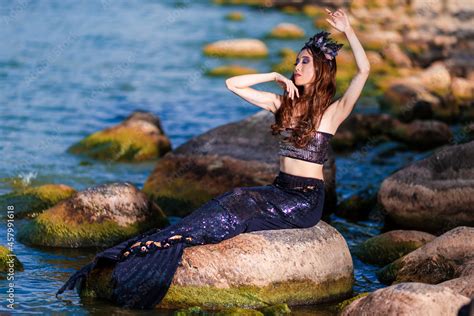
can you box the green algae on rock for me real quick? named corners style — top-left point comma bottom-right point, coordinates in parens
top-left (68, 111), bottom-right (171, 162)
top-left (0, 184), bottom-right (76, 219)
top-left (82, 221), bottom-right (353, 309)
top-left (0, 246), bottom-right (23, 276)
top-left (225, 11), bottom-right (244, 21)
top-left (207, 65), bottom-right (257, 77)
top-left (17, 182), bottom-right (169, 248)
top-left (354, 230), bottom-right (435, 266)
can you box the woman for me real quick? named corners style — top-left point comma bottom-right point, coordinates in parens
top-left (56, 8), bottom-right (370, 309)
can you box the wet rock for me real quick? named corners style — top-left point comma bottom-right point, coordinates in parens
top-left (378, 141), bottom-right (474, 233)
top-left (354, 230), bottom-right (435, 266)
top-left (438, 257), bottom-right (474, 298)
top-left (341, 282), bottom-right (470, 316)
top-left (380, 79), bottom-right (443, 122)
top-left (330, 113), bottom-right (394, 151)
top-left (68, 111), bottom-right (172, 162)
top-left (0, 246), bottom-right (23, 277)
top-left (0, 184), bottom-right (76, 219)
top-left (225, 11), bottom-right (244, 21)
top-left (203, 39), bottom-right (268, 58)
top-left (335, 187), bottom-right (378, 221)
top-left (376, 227), bottom-right (474, 285)
top-left (143, 111), bottom-right (337, 217)
top-left (17, 182), bottom-right (169, 248)
top-left (267, 23), bottom-right (305, 39)
top-left (388, 119), bottom-right (452, 150)
top-left (83, 221), bottom-right (354, 309)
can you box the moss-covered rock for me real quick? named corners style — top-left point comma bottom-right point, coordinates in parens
top-left (82, 221), bottom-right (353, 309)
top-left (0, 184), bottom-right (76, 219)
top-left (267, 23), bottom-right (304, 39)
top-left (225, 11), bottom-right (244, 21)
top-left (376, 227), bottom-right (474, 285)
top-left (335, 187), bottom-right (378, 221)
top-left (0, 246), bottom-right (23, 276)
top-left (354, 230), bottom-right (435, 266)
top-left (203, 39), bottom-right (268, 58)
top-left (18, 182), bottom-right (169, 247)
top-left (68, 111), bottom-right (171, 162)
top-left (207, 65), bottom-right (257, 77)
top-left (336, 292), bottom-right (370, 313)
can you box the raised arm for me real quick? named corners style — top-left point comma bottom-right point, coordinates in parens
top-left (325, 8), bottom-right (371, 127)
top-left (225, 72), bottom-right (282, 113)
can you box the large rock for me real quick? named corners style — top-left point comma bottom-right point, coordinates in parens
top-left (202, 39), bottom-right (268, 58)
top-left (354, 230), bottom-right (435, 266)
top-left (0, 246), bottom-right (23, 276)
top-left (378, 141), bottom-right (474, 233)
top-left (376, 227), bottom-right (474, 286)
top-left (440, 261), bottom-right (474, 299)
top-left (83, 221), bottom-right (354, 309)
top-left (341, 282), bottom-right (470, 316)
top-left (68, 111), bottom-right (172, 162)
top-left (143, 111), bottom-right (337, 217)
top-left (388, 119), bottom-right (452, 149)
top-left (267, 23), bottom-right (305, 39)
top-left (18, 183), bottom-right (169, 247)
top-left (0, 184), bottom-right (76, 219)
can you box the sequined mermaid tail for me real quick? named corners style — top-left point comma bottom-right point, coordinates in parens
top-left (56, 171), bottom-right (325, 309)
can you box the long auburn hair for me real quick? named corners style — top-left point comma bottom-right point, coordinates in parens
top-left (271, 46), bottom-right (338, 148)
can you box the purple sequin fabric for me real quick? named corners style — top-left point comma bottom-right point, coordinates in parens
top-left (279, 129), bottom-right (333, 164)
top-left (56, 171), bottom-right (325, 309)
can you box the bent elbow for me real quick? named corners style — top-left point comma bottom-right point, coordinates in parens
top-left (225, 79), bottom-right (234, 90)
top-left (359, 66), bottom-right (371, 75)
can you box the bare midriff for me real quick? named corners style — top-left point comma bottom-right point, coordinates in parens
top-left (279, 156), bottom-right (325, 181)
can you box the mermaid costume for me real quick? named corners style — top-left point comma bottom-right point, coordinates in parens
top-left (56, 129), bottom-right (333, 309)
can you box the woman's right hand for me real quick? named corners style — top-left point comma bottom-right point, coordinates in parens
top-left (273, 72), bottom-right (299, 100)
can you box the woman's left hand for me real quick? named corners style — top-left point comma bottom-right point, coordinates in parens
top-left (325, 8), bottom-right (351, 33)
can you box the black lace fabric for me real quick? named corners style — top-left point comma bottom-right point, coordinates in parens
top-left (56, 171), bottom-right (325, 309)
top-left (279, 129), bottom-right (333, 164)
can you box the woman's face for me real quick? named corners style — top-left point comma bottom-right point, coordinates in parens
top-left (293, 49), bottom-right (315, 87)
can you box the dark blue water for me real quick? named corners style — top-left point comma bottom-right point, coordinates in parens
top-left (0, 1), bottom-right (432, 314)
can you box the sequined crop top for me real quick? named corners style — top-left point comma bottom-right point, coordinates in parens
top-left (279, 129), bottom-right (333, 164)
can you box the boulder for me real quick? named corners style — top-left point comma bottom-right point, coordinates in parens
top-left (388, 119), bottom-right (452, 149)
top-left (354, 230), bottom-right (435, 266)
top-left (83, 221), bottom-right (354, 309)
top-left (376, 227), bottom-right (474, 286)
top-left (68, 111), bottom-right (171, 162)
top-left (267, 23), bottom-right (305, 39)
top-left (341, 282), bottom-right (470, 316)
top-left (0, 246), bottom-right (23, 277)
top-left (18, 183), bottom-right (169, 247)
top-left (143, 111), bottom-right (337, 217)
top-left (378, 141), bottom-right (474, 233)
top-left (203, 39), bottom-right (268, 58)
top-left (0, 184), bottom-right (76, 219)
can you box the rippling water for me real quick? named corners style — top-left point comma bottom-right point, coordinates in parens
top-left (0, 1), bottom-right (434, 314)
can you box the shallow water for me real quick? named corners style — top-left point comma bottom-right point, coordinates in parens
top-left (0, 1), bottom-right (444, 314)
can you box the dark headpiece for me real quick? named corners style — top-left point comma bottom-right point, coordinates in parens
top-left (303, 31), bottom-right (343, 61)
